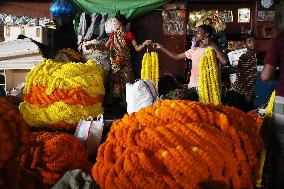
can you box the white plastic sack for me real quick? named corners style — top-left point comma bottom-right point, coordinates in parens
top-left (227, 48), bottom-right (247, 66)
top-left (126, 80), bottom-right (159, 114)
top-left (74, 114), bottom-right (104, 156)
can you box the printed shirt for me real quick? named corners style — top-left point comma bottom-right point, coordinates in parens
top-left (232, 51), bottom-right (258, 96)
top-left (184, 47), bottom-right (207, 88)
top-left (263, 31), bottom-right (284, 97)
top-left (109, 31), bottom-right (136, 47)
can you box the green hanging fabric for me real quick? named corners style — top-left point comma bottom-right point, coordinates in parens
top-left (71, 0), bottom-right (169, 19)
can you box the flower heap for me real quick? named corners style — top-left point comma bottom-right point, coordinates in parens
top-left (92, 100), bottom-right (263, 189)
top-left (0, 98), bottom-right (47, 189)
top-left (192, 10), bottom-right (226, 32)
top-left (20, 132), bottom-right (92, 185)
top-left (19, 59), bottom-right (105, 130)
top-left (198, 48), bottom-right (221, 105)
top-left (141, 51), bottom-right (159, 89)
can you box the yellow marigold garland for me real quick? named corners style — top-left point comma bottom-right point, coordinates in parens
top-left (141, 51), bottom-right (159, 89)
top-left (92, 100), bottom-right (263, 189)
top-left (255, 90), bottom-right (275, 188)
top-left (198, 48), bottom-right (221, 105)
top-left (20, 101), bottom-right (103, 126)
top-left (20, 59), bottom-right (105, 129)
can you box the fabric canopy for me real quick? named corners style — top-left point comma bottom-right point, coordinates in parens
top-left (71, 0), bottom-right (170, 19)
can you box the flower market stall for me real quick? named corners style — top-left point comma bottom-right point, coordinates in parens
top-left (0, 0), bottom-right (280, 188)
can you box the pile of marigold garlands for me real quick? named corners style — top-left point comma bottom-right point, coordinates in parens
top-left (19, 59), bottom-right (105, 130)
top-left (92, 100), bottom-right (263, 189)
top-left (0, 98), bottom-right (47, 189)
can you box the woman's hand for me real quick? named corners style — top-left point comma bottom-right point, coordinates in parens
top-left (143, 40), bottom-right (152, 47)
top-left (152, 43), bottom-right (162, 49)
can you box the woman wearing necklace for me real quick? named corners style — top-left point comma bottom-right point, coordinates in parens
top-left (87, 11), bottom-right (152, 108)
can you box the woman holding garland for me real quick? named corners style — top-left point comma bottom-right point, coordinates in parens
top-left (86, 11), bottom-right (152, 108)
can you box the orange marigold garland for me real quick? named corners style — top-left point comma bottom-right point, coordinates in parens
top-left (92, 100), bottom-right (263, 189)
top-left (20, 131), bottom-right (92, 185)
top-left (0, 98), bottom-right (47, 189)
top-left (0, 97), bottom-right (29, 168)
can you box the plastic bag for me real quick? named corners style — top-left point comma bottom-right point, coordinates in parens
top-left (126, 80), bottom-right (159, 114)
top-left (74, 114), bottom-right (104, 156)
top-left (50, 0), bottom-right (76, 17)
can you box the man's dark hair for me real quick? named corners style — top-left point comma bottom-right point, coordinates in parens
top-left (242, 33), bottom-right (257, 41)
top-left (115, 11), bottom-right (128, 27)
top-left (198, 24), bottom-right (214, 38)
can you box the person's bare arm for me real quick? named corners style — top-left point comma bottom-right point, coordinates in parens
top-left (262, 64), bottom-right (276, 81)
top-left (208, 39), bottom-right (228, 65)
top-left (154, 43), bottom-right (186, 60)
top-left (132, 40), bottom-right (152, 52)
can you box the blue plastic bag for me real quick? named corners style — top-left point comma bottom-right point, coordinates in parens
top-left (50, 0), bottom-right (76, 17)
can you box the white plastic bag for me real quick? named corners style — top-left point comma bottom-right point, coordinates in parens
top-left (126, 80), bottom-right (159, 114)
top-left (227, 48), bottom-right (247, 66)
top-left (74, 114), bottom-right (104, 156)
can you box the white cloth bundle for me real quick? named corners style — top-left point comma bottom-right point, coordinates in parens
top-left (126, 80), bottom-right (159, 114)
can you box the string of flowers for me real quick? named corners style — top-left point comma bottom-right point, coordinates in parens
top-left (24, 84), bottom-right (103, 108)
top-left (20, 59), bottom-right (105, 130)
top-left (255, 90), bottom-right (275, 188)
top-left (92, 100), bottom-right (263, 189)
top-left (198, 48), bottom-right (221, 104)
top-left (19, 131), bottom-right (92, 186)
top-left (141, 51), bottom-right (159, 89)
top-left (0, 98), bottom-right (42, 189)
top-left (0, 98), bottom-right (29, 168)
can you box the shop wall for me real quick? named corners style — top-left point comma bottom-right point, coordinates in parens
top-left (131, 10), bottom-right (187, 80)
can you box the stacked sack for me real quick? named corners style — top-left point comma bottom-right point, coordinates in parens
top-left (0, 98), bottom-right (47, 189)
top-left (93, 100), bottom-right (263, 189)
top-left (19, 59), bottom-right (105, 130)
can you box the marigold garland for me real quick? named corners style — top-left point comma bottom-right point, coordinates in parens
top-left (92, 100), bottom-right (263, 189)
top-left (20, 59), bottom-right (105, 129)
top-left (20, 101), bottom-right (103, 126)
top-left (0, 98), bottom-right (29, 168)
top-left (141, 51), bottom-right (159, 89)
top-left (0, 98), bottom-right (44, 189)
top-left (20, 132), bottom-right (92, 185)
top-left (255, 90), bottom-right (275, 188)
top-left (198, 48), bottom-right (221, 105)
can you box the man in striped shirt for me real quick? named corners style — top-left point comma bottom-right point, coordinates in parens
top-left (226, 34), bottom-right (258, 112)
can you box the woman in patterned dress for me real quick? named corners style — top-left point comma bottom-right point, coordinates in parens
top-left (96, 11), bottom-right (152, 107)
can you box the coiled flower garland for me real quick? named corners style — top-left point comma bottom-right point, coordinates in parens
top-left (92, 100), bottom-right (263, 189)
top-left (198, 48), bottom-right (221, 105)
top-left (19, 59), bottom-right (105, 130)
top-left (141, 51), bottom-right (159, 89)
top-left (20, 132), bottom-right (92, 185)
top-left (0, 98), bottom-right (46, 189)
